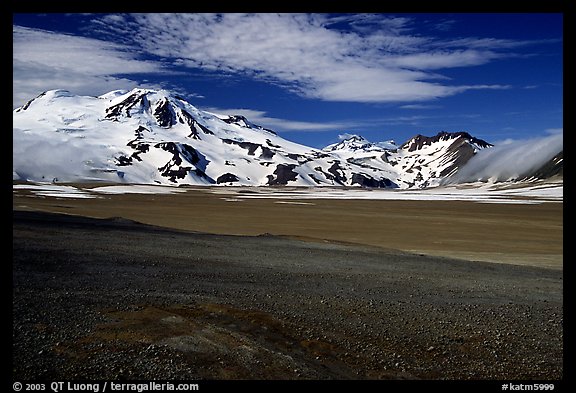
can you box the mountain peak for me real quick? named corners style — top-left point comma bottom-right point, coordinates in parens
top-left (14, 89), bottom-right (76, 112)
top-left (98, 90), bottom-right (130, 100)
top-left (401, 131), bottom-right (492, 152)
top-left (323, 134), bottom-right (397, 153)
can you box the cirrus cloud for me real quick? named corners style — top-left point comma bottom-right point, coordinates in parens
top-left (90, 13), bottom-right (515, 103)
top-left (14, 13), bottom-right (555, 110)
top-left (13, 25), bottom-right (171, 108)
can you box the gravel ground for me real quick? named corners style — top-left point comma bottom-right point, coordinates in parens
top-left (13, 211), bottom-right (563, 381)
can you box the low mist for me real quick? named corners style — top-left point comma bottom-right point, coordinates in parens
top-left (13, 131), bottom-right (116, 182)
top-left (446, 132), bottom-right (563, 184)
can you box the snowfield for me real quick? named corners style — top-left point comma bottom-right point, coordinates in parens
top-left (13, 179), bottom-right (562, 204)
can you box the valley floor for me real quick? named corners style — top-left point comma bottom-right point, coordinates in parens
top-left (12, 183), bottom-right (563, 382)
top-left (13, 182), bottom-right (563, 268)
top-left (13, 211), bottom-right (562, 381)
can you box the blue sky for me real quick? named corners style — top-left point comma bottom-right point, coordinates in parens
top-left (13, 13), bottom-right (563, 148)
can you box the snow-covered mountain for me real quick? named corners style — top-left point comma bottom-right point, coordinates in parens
top-left (322, 131), bottom-right (494, 188)
top-left (323, 135), bottom-right (398, 152)
top-left (13, 88), bottom-right (552, 189)
top-left (13, 88), bottom-right (397, 187)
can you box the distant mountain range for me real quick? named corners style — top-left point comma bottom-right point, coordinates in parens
top-left (13, 88), bottom-right (562, 188)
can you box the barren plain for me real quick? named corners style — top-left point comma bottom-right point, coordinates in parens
top-left (12, 184), bottom-right (563, 381)
top-left (13, 184), bottom-right (563, 268)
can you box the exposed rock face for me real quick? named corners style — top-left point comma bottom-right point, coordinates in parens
top-left (401, 131), bottom-right (492, 152)
top-left (351, 173), bottom-right (393, 188)
top-left (267, 164), bottom-right (299, 185)
top-left (216, 173), bottom-right (240, 184)
top-left (520, 151), bottom-right (563, 180)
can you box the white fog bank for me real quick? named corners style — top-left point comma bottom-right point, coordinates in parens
top-left (446, 132), bottom-right (563, 184)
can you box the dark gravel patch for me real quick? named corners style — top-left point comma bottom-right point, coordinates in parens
top-left (12, 211), bottom-right (562, 380)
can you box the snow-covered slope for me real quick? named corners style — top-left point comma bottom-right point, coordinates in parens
top-left (324, 131), bottom-right (493, 188)
top-left (15, 88), bottom-right (542, 189)
top-left (13, 88), bottom-right (397, 187)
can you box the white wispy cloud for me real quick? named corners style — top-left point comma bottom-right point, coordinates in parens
top-left (13, 13), bottom-right (555, 108)
top-left (386, 49), bottom-right (501, 70)
top-left (400, 104), bottom-right (442, 110)
top-left (13, 26), bottom-right (157, 75)
top-left (201, 106), bottom-right (466, 133)
top-left (91, 13), bottom-right (519, 104)
top-left (437, 37), bottom-right (560, 50)
top-left (431, 19), bottom-right (457, 32)
top-left (12, 25), bottom-right (169, 107)
top-left (201, 107), bottom-right (350, 133)
top-left (546, 127), bottom-right (563, 135)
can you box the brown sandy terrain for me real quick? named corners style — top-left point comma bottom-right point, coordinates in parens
top-left (12, 184), bottom-right (563, 269)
